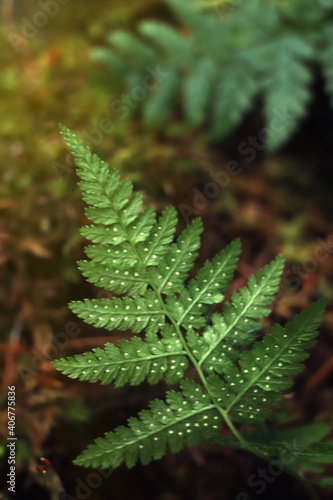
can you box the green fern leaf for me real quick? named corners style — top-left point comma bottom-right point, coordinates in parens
top-left (60, 125), bottom-right (157, 258)
top-left (93, 0), bottom-right (333, 150)
top-left (53, 128), bottom-right (330, 486)
top-left (73, 380), bottom-right (221, 469)
top-left (247, 422), bottom-right (331, 448)
top-left (263, 36), bottom-right (314, 151)
top-left (245, 422), bottom-right (333, 476)
top-left (139, 21), bottom-right (192, 64)
top-left (222, 299), bottom-right (327, 422)
top-left (183, 58), bottom-right (219, 126)
top-left (143, 66), bottom-right (180, 125)
top-left (200, 254), bottom-right (285, 371)
top-left (149, 217), bottom-right (203, 295)
top-left (166, 0), bottom-right (218, 38)
top-left (52, 325), bottom-right (189, 387)
top-left (210, 60), bottom-right (258, 140)
top-left (77, 260), bottom-right (148, 296)
top-left (173, 239), bottom-right (241, 329)
top-left (69, 292), bottom-right (165, 334)
top-left (84, 243), bottom-right (139, 267)
top-left (107, 30), bottom-right (157, 68)
top-left (137, 205), bottom-right (178, 265)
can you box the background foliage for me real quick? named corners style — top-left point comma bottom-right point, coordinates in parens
top-left (95, 0), bottom-right (333, 150)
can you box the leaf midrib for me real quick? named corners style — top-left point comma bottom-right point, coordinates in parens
top-left (59, 350), bottom-right (187, 370)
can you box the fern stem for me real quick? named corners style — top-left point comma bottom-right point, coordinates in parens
top-left (219, 411), bottom-right (252, 450)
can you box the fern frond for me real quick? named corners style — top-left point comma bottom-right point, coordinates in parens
top-left (183, 58), bottom-right (218, 126)
top-left (143, 66), bottom-right (180, 125)
top-left (248, 438), bottom-right (333, 480)
top-left (150, 217), bottom-right (203, 295)
top-left (73, 380), bottom-right (222, 469)
top-left (107, 30), bottom-right (157, 68)
top-left (199, 254), bottom-right (285, 369)
top-left (84, 243), bottom-right (140, 267)
top-left (77, 260), bottom-right (148, 296)
top-left (60, 125), bottom-right (157, 260)
top-left (166, 0), bottom-right (219, 38)
top-left (238, 298), bottom-right (326, 388)
top-left (139, 21), bottom-right (192, 63)
top-left (186, 238), bottom-right (241, 304)
top-left (216, 299), bottom-right (326, 422)
top-left (217, 436), bottom-right (333, 474)
top-left (94, 0), bottom-right (333, 150)
top-left (52, 325), bottom-right (189, 387)
top-left (173, 239), bottom-right (241, 329)
top-left (210, 60), bottom-right (258, 139)
top-left (137, 206), bottom-right (178, 266)
top-left (53, 128), bottom-right (330, 486)
top-left (263, 36), bottom-right (314, 150)
top-left (247, 422), bottom-right (331, 449)
top-left (69, 292), bottom-right (165, 334)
